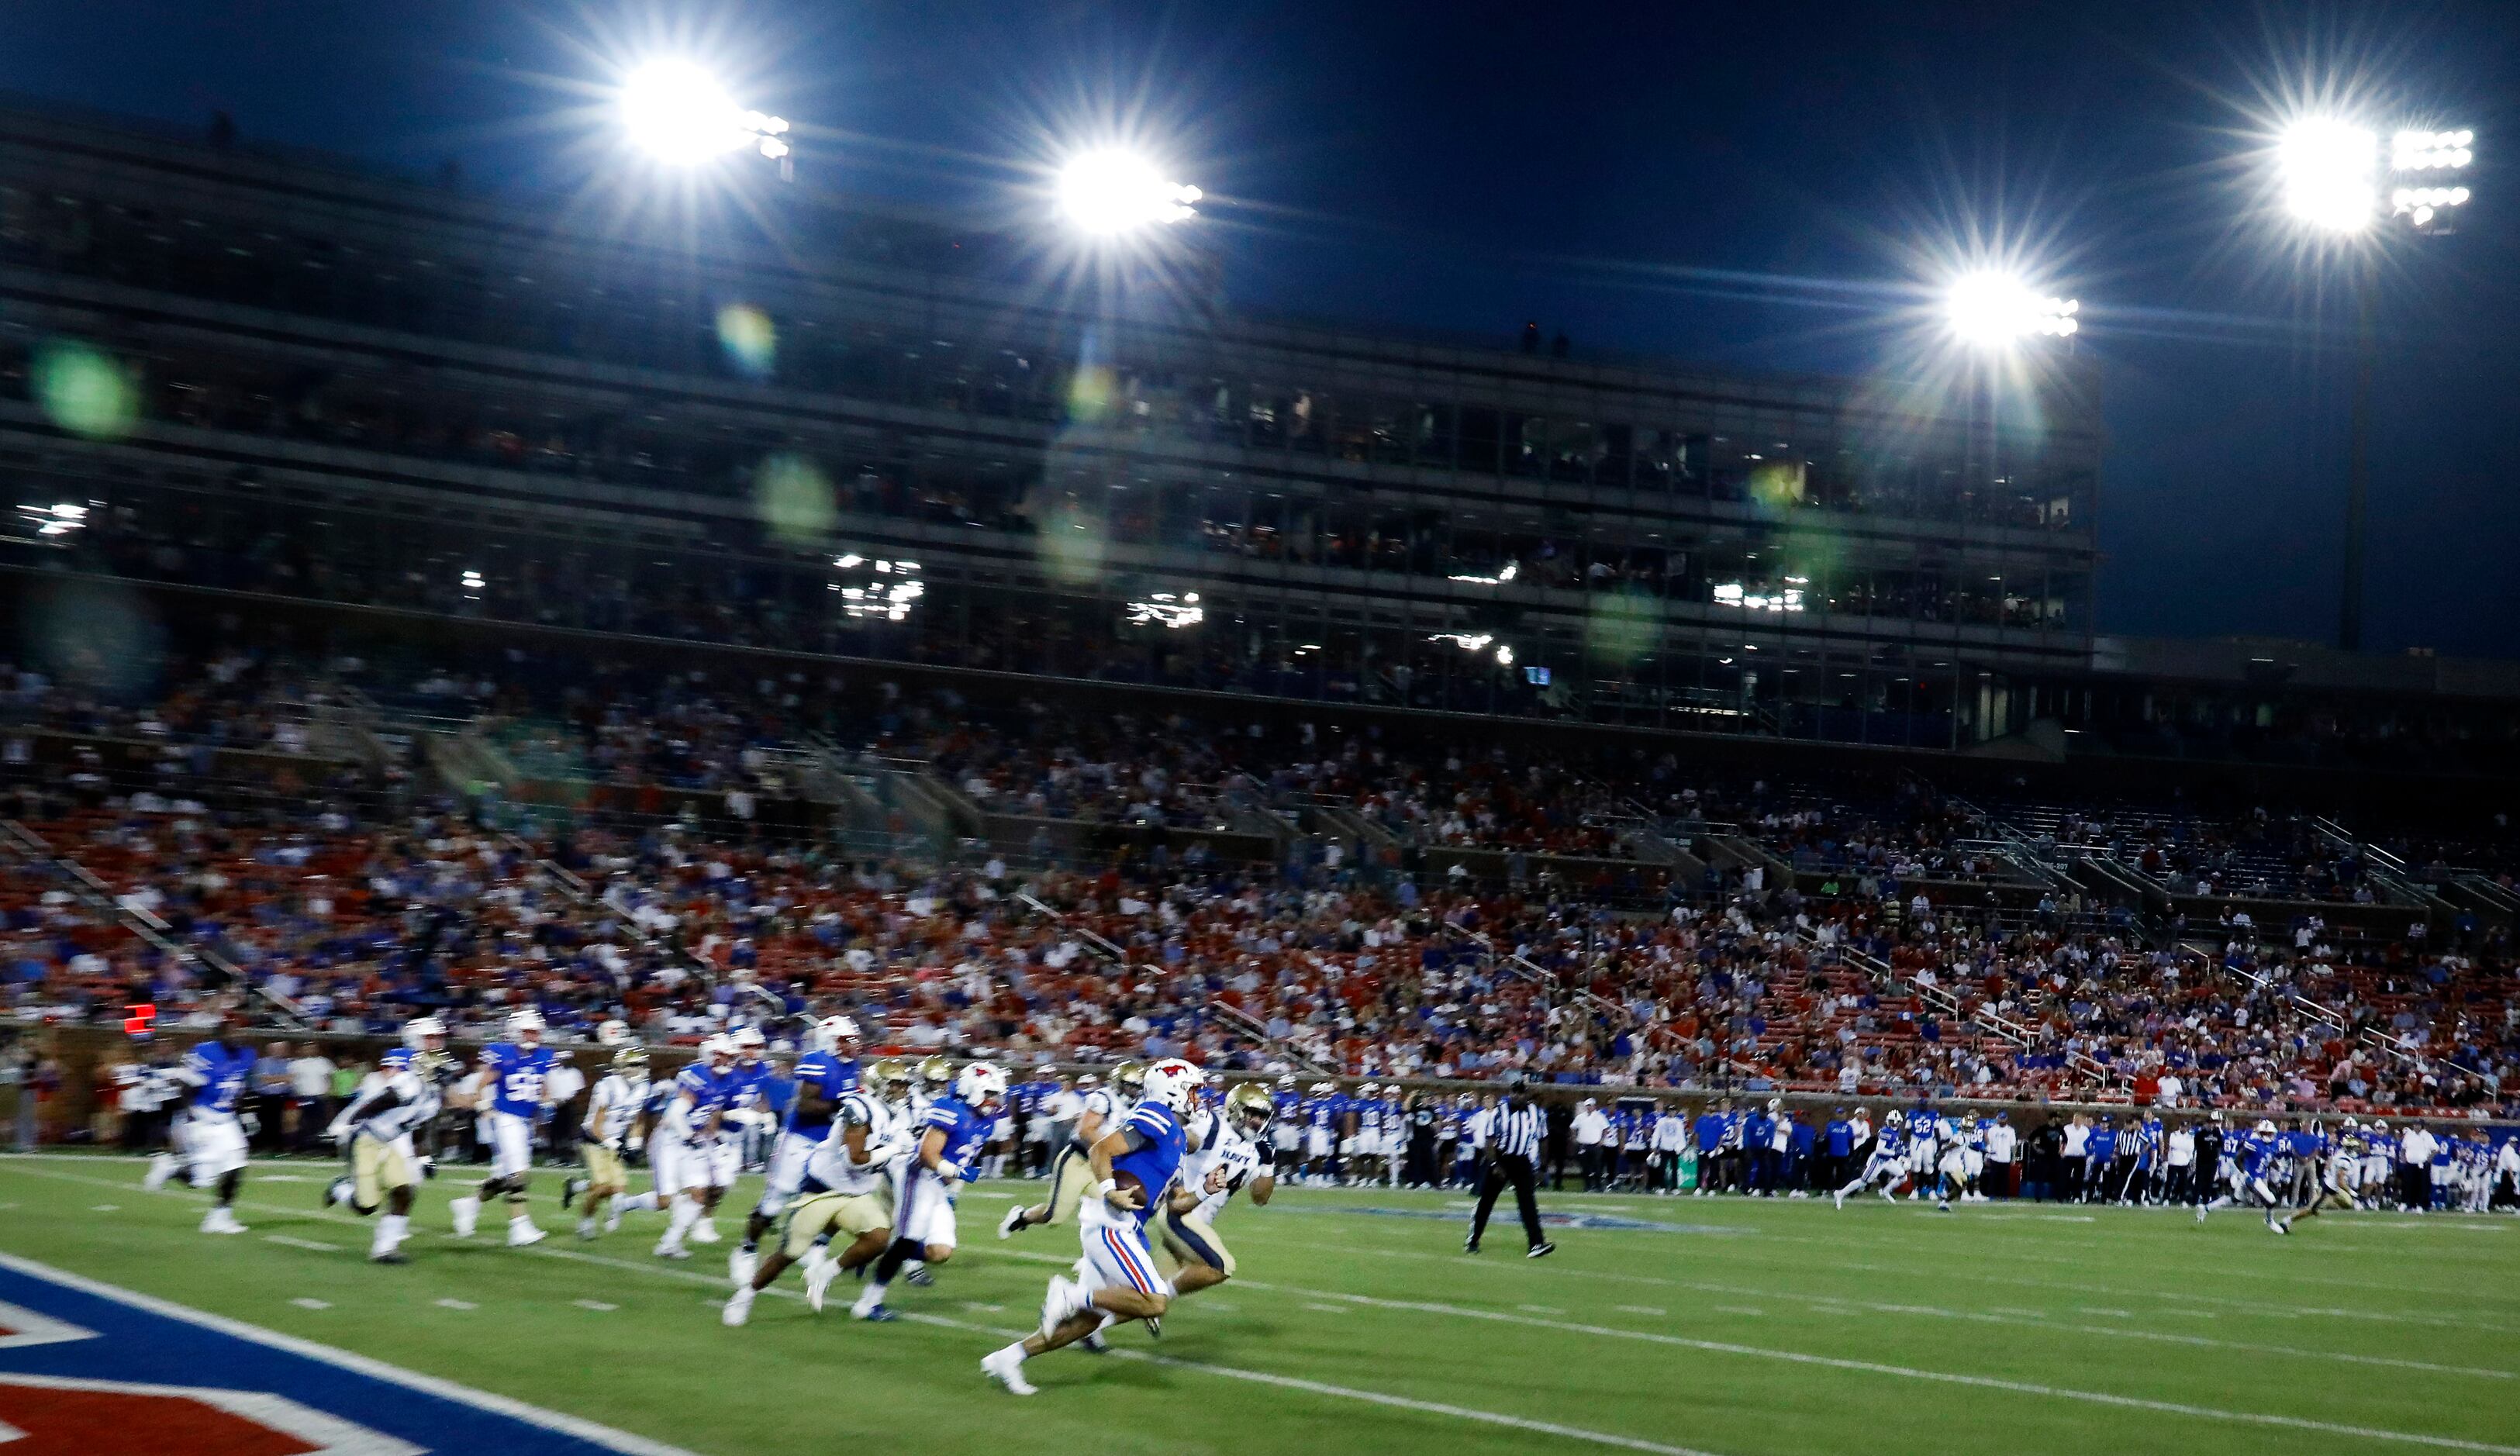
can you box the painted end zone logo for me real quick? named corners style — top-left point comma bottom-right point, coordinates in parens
top-left (0, 1260), bottom-right (689, 1456)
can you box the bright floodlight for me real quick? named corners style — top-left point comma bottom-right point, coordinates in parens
top-left (1057, 150), bottom-right (1201, 236)
top-left (1944, 271), bottom-right (2080, 347)
top-left (2279, 118), bottom-right (2379, 233)
top-left (621, 60), bottom-right (789, 167)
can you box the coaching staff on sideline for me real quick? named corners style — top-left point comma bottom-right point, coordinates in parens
top-left (1463, 1073), bottom-right (1556, 1259)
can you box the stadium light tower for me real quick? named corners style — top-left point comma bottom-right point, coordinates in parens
top-left (620, 60), bottom-right (792, 176)
top-left (1055, 149), bottom-right (1202, 238)
top-left (2269, 116), bottom-right (2476, 650)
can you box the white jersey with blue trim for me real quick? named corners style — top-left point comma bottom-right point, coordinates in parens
top-left (1181, 1108), bottom-right (1264, 1222)
top-left (800, 1092), bottom-right (901, 1198)
top-left (347, 1067), bottom-right (443, 1143)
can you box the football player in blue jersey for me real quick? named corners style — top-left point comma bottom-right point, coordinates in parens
top-left (1835, 1109), bottom-right (1908, 1207)
top-left (851, 1061), bottom-right (1008, 1321)
top-left (450, 1008), bottom-right (559, 1247)
top-left (1300, 1080), bottom-right (1346, 1185)
top-left (652, 1034), bottom-right (737, 1259)
top-left (734, 1014), bottom-right (860, 1285)
top-left (144, 1011), bottom-right (258, 1233)
top-left (2197, 1119), bottom-right (2290, 1232)
top-left (984, 1058), bottom-right (1203, 1396)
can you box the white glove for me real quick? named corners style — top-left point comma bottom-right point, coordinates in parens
top-left (326, 1118), bottom-right (350, 1143)
top-left (935, 1160), bottom-right (965, 1183)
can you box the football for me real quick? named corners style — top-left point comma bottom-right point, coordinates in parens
top-left (1110, 1169), bottom-right (1148, 1208)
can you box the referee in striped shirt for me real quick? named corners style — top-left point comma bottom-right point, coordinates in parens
top-left (1465, 1074), bottom-right (1555, 1258)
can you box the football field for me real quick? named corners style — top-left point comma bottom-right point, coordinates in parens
top-left (1, 1153), bottom-right (2514, 1455)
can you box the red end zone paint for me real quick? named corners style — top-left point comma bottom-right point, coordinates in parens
top-left (0, 1383), bottom-right (321, 1456)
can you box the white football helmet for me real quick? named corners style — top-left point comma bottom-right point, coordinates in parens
top-left (1883, 1109), bottom-right (1904, 1127)
top-left (2255, 1120), bottom-right (2279, 1136)
top-left (401, 1016), bottom-right (447, 1051)
top-left (1141, 1059), bottom-right (1205, 1112)
top-left (810, 1015), bottom-right (861, 1054)
top-left (954, 1061), bottom-right (1009, 1112)
top-left (595, 1019), bottom-right (632, 1047)
top-left (702, 1033), bottom-right (737, 1069)
top-left (732, 1025), bottom-right (768, 1063)
top-left (506, 1008), bottom-right (546, 1046)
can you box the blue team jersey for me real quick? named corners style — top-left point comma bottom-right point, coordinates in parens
top-left (1305, 1095), bottom-right (1345, 1130)
top-left (183, 1041), bottom-right (254, 1115)
top-left (1110, 1101), bottom-right (1188, 1227)
top-left (1874, 1123), bottom-right (1905, 1156)
top-left (672, 1063), bottom-right (728, 1133)
top-left (719, 1061), bottom-right (769, 1137)
top-left (484, 1043), bottom-right (558, 1118)
top-left (2238, 1133), bottom-right (2280, 1178)
top-left (2087, 1127), bottom-right (2118, 1161)
top-left (1826, 1120), bottom-right (1852, 1157)
top-left (914, 1094), bottom-right (994, 1178)
top-left (783, 1051), bottom-right (859, 1140)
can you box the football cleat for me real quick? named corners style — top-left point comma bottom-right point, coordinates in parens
top-left (1144, 1315), bottom-right (1162, 1340)
top-left (654, 1240), bottom-right (691, 1261)
top-left (323, 1176), bottom-right (353, 1209)
top-left (998, 1204), bottom-right (1028, 1240)
top-left (803, 1252), bottom-right (838, 1313)
top-left (905, 1267), bottom-right (934, 1287)
top-left (1526, 1241), bottom-right (1557, 1260)
top-left (730, 1247), bottom-right (758, 1286)
top-left (1079, 1324), bottom-right (1109, 1354)
top-left (576, 1217), bottom-right (598, 1241)
top-left (507, 1221), bottom-right (547, 1248)
top-left (143, 1154), bottom-right (178, 1191)
top-left (689, 1218), bottom-right (721, 1246)
top-left (982, 1346), bottom-right (1037, 1396)
top-left (854, 1304), bottom-right (897, 1323)
top-left (722, 1286), bottom-right (755, 1327)
top-left (201, 1207), bottom-right (247, 1235)
top-left (371, 1249), bottom-right (409, 1265)
top-left (449, 1195), bottom-right (481, 1238)
top-left (1040, 1275), bottom-right (1079, 1337)
top-left (561, 1178), bottom-right (582, 1211)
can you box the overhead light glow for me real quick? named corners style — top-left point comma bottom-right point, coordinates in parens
top-left (1944, 271), bottom-right (2080, 347)
top-left (1056, 150), bottom-right (1201, 236)
top-left (2278, 117), bottom-right (2379, 233)
top-left (16, 501), bottom-right (91, 537)
top-left (620, 60), bottom-right (789, 167)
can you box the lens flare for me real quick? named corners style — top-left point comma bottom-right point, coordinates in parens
top-left (753, 453), bottom-right (835, 544)
top-left (716, 304), bottom-right (776, 378)
top-left (33, 340), bottom-right (136, 440)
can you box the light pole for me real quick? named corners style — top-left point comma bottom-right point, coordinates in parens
top-left (2273, 119), bottom-right (2475, 650)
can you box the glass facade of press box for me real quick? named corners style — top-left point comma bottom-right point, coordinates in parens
top-left (0, 103), bottom-right (2097, 750)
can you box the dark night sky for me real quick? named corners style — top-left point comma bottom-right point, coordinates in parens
top-left (3, 1), bottom-right (2514, 657)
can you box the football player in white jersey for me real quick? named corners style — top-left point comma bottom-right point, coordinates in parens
top-left (561, 1045), bottom-right (651, 1240)
top-left (724, 1076), bottom-right (911, 1325)
top-left (1000, 1061), bottom-right (1143, 1238)
top-left (323, 1016), bottom-right (454, 1261)
top-left (1156, 1082), bottom-right (1276, 1302)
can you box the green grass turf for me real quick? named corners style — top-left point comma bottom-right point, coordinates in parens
top-left (2, 1153), bottom-right (2515, 1455)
